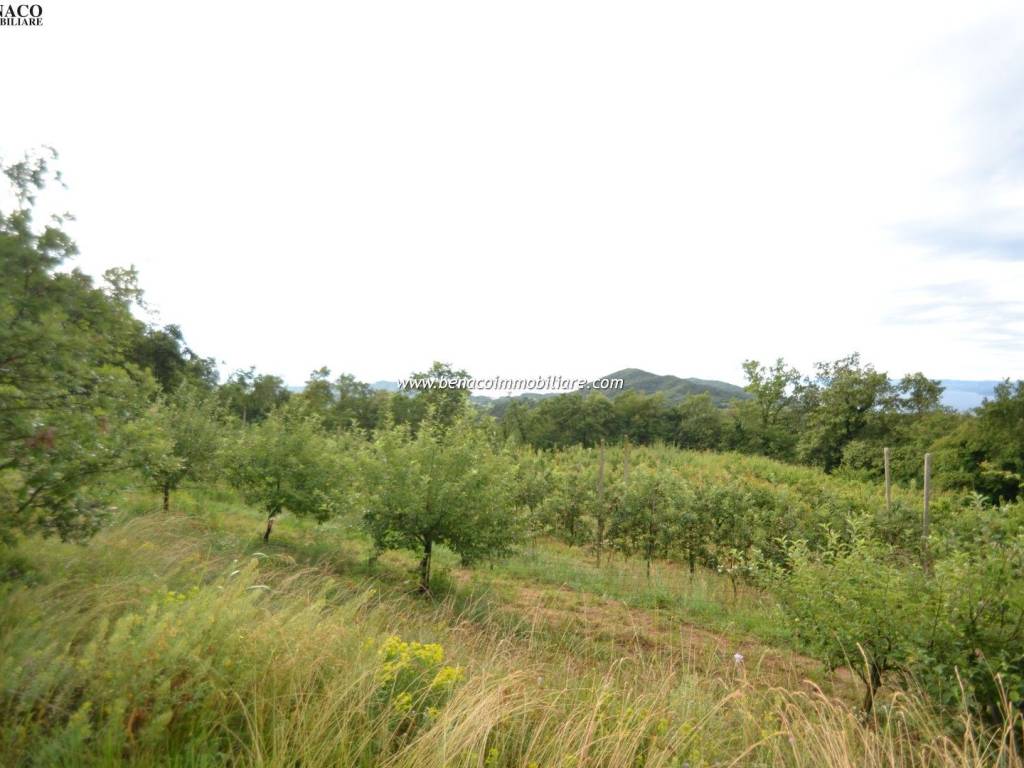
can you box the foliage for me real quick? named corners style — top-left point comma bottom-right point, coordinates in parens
top-left (136, 384), bottom-right (224, 511)
top-left (541, 455), bottom-right (596, 545)
top-left (921, 498), bottom-right (1024, 723)
top-left (933, 380), bottom-right (1024, 502)
top-left (3, 496), bottom-right (1022, 767)
top-left (674, 393), bottom-right (725, 450)
top-left (611, 464), bottom-right (688, 579)
top-left (217, 367), bottom-right (291, 424)
top-left (128, 323), bottom-right (218, 393)
top-left (359, 412), bottom-right (519, 592)
top-left (226, 404), bottom-right (345, 536)
top-left (769, 526), bottom-right (927, 713)
top-left (0, 150), bottom-right (156, 544)
top-left (373, 635), bottom-right (464, 742)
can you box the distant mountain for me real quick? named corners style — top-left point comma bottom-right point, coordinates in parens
top-left (471, 368), bottom-right (750, 412)
top-left (364, 372), bottom-right (1001, 411)
top-left (601, 368), bottom-right (748, 405)
top-left (367, 369), bottom-right (747, 410)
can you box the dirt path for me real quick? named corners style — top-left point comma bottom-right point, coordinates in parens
top-left (469, 576), bottom-right (861, 704)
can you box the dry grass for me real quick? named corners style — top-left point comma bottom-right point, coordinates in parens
top-left (0, 497), bottom-right (1020, 767)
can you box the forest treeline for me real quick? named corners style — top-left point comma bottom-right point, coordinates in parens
top-left (215, 356), bottom-right (1024, 504)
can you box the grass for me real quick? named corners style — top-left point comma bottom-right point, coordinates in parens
top-left (0, 486), bottom-right (1020, 767)
top-left (486, 539), bottom-right (790, 642)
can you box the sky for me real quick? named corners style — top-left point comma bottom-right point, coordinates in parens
top-left (4, 1), bottom-right (1024, 388)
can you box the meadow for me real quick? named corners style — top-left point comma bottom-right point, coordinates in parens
top-left (1, 471), bottom-right (1020, 768)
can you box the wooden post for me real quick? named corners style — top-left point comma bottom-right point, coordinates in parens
top-left (596, 440), bottom-right (605, 567)
top-left (923, 452), bottom-right (932, 571)
top-left (883, 447), bottom-right (892, 512)
top-left (623, 437), bottom-right (630, 483)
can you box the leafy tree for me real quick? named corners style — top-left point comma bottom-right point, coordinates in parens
top-left (797, 354), bottom-right (892, 472)
top-left (923, 500), bottom-right (1024, 723)
top-left (333, 372), bottom-right (377, 430)
top-left (218, 367), bottom-right (291, 424)
top-left (743, 358), bottom-right (800, 429)
top-left (771, 527), bottom-right (925, 713)
top-left (138, 384), bottom-right (224, 511)
top-left (405, 362), bottom-right (472, 431)
top-left (611, 464), bottom-right (685, 579)
top-left (226, 405), bottom-right (343, 541)
top-left (613, 390), bottom-right (670, 445)
top-left (590, 442), bottom-right (620, 567)
top-left (735, 358), bottom-right (801, 459)
top-left (299, 366), bottom-right (336, 422)
top-left (510, 448), bottom-right (552, 539)
top-left (359, 413), bottom-right (518, 593)
top-left (889, 372), bottom-right (944, 415)
top-left (543, 457), bottom-right (595, 544)
top-left (0, 149), bottom-right (156, 543)
top-left (934, 380), bottom-right (1024, 502)
top-left (129, 323), bottom-right (218, 393)
top-left (674, 393), bottom-right (724, 450)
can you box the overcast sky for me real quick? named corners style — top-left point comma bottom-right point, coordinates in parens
top-left (4, 1), bottom-right (1024, 387)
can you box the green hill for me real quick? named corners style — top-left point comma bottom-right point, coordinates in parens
top-left (600, 367), bottom-right (749, 404)
top-left (474, 368), bottom-right (749, 412)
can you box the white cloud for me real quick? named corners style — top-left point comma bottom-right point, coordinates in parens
top-left (4, 0), bottom-right (1023, 385)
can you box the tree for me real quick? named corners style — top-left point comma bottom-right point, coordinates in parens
top-left (0, 149), bottom-right (156, 543)
top-left (611, 464), bottom-right (685, 579)
top-left (683, 481), bottom-right (739, 574)
top-left (138, 384), bottom-right (224, 511)
top-left (226, 405), bottom-right (343, 541)
top-left (359, 413), bottom-right (517, 593)
top-left (924, 500), bottom-right (1024, 723)
top-left (543, 457), bottom-right (595, 544)
top-left (797, 354), bottom-right (892, 472)
top-left (735, 358), bottom-right (801, 459)
top-left (218, 368), bottom-right (291, 424)
top-left (405, 362), bottom-right (472, 431)
top-left (934, 380), bottom-right (1024, 502)
top-left (613, 390), bottom-right (670, 445)
top-left (129, 323), bottom-right (218, 393)
top-left (674, 393), bottom-right (724, 450)
top-left (771, 527), bottom-right (925, 714)
top-left (510, 448), bottom-right (552, 540)
top-left (299, 366), bottom-right (336, 424)
top-left (333, 372), bottom-right (377, 430)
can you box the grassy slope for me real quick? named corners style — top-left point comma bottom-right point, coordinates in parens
top-left (0, 475), bottom-right (1020, 766)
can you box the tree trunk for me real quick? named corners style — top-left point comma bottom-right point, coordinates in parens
top-left (418, 539), bottom-right (433, 594)
top-left (263, 515), bottom-right (275, 543)
top-left (861, 663), bottom-right (882, 714)
top-left (162, 482), bottom-right (170, 512)
top-left (688, 553), bottom-right (696, 575)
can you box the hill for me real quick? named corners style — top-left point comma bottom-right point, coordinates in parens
top-left (600, 367), bottom-right (748, 404)
top-left (1, 448), bottom-right (1013, 766)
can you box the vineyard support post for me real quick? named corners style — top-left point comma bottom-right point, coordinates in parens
top-left (884, 446), bottom-right (891, 512)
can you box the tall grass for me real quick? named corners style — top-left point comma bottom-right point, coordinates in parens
top-left (0, 503), bottom-right (1020, 767)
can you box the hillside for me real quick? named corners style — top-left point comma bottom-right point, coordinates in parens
top-left (366, 368), bottom-right (749, 413)
top-left (600, 367), bottom-right (749, 404)
top-left (311, 372), bottom-right (996, 412)
top-left (2, 447), bottom-right (1018, 766)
